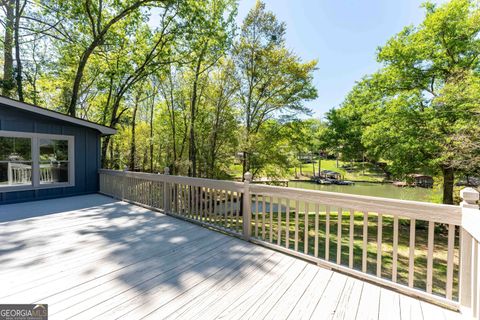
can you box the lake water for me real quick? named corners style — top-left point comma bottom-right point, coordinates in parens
top-left (289, 181), bottom-right (442, 203)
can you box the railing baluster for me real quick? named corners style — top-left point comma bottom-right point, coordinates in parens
top-left (377, 213), bottom-right (383, 278)
top-left (362, 211), bottom-right (368, 273)
top-left (214, 189), bottom-right (218, 224)
top-left (236, 192), bottom-right (240, 232)
top-left (204, 188), bottom-right (209, 222)
top-left (262, 196), bottom-right (266, 240)
top-left (224, 190), bottom-right (228, 228)
top-left (392, 215), bottom-right (399, 282)
top-left (277, 198), bottom-right (282, 246)
top-left (294, 200), bottom-right (299, 252)
top-left (304, 202), bottom-right (309, 255)
top-left (198, 187), bottom-right (203, 220)
top-left (174, 183), bottom-right (177, 212)
top-left (337, 207), bottom-right (342, 265)
top-left (195, 187), bottom-right (202, 221)
top-left (269, 196), bottom-right (273, 243)
top-left (217, 189), bottom-right (222, 227)
top-left (204, 187), bottom-right (208, 221)
top-left (409, 218), bottom-right (416, 287)
top-left (446, 224), bottom-right (455, 299)
top-left (349, 209), bottom-right (354, 268)
top-left (209, 188), bottom-right (213, 223)
top-left (426, 221), bottom-right (435, 293)
top-left (188, 185), bottom-right (191, 217)
top-left (180, 184), bottom-right (185, 215)
top-left (226, 190), bottom-right (230, 229)
top-left (286, 199), bottom-right (290, 249)
top-left (314, 203), bottom-right (319, 258)
top-left (326, 205), bottom-right (330, 261)
top-left (255, 194), bottom-right (259, 238)
top-left (217, 189), bottom-right (221, 225)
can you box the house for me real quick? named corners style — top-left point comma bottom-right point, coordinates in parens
top-left (0, 96), bottom-right (115, 204)
top-left (320, 169), bottom-right (342, 180)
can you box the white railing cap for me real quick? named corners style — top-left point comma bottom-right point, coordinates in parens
top-left (461, 187), bottom-right (479, 204)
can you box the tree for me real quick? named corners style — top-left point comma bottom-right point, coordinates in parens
top-left (38, 0), bottom-right (170, 116)
top-left (285, 119), bottom-right (321, 177)
top-left (376, 0), bottom-right (480, 204)
top-left (98, 7), bottom-right (179, 167)
top-left (234, 1), bottom-right (317, 179)
top-left (179, 0), bottom-right (237, 177)
top-left (328, 0), bottom-right (480, 204)
top-left (1, 0), bottom-right (15, 96)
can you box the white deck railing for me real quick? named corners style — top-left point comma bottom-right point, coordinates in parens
top-left (99, 169), bottom-right (480, 317)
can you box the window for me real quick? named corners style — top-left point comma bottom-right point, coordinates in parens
top-left (39, 139), bottom-right (70, 184)
top-left (0, 131), bottom-right (74, 191)
top-left (0, 137), bottom-right (32, 186)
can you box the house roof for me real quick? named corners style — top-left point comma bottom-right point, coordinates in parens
top-left (409, 174), bottom-right (433, 179)
top-left (0, 95), bottom-right (116, 136)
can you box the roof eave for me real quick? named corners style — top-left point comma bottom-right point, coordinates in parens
top-left (0, 96), bottom-right (117, 136)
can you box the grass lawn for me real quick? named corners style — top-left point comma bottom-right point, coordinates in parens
top-left (290, 160), bottom-right (387, 182)
top-left (227, 160), bottom-right (387, 182)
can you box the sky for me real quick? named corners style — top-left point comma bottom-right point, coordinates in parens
top-left (236, 0), bottom-right (444, 118)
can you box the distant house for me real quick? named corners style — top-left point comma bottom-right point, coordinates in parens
top-left (320, 170), bottom-right (342, 180)
top-left (410, 174), bottom-right (434, 188)
top-left (0, 96), bottom-right (116, 204)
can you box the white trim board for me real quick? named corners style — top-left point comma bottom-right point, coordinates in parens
top-left (0, 96), bottom-right (116, 136)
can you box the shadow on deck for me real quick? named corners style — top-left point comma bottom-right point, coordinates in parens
top-left (0, 194), bottom-right (462, 319)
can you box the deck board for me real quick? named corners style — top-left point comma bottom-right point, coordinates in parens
top-left (0, 194), bottom-right (463, 320)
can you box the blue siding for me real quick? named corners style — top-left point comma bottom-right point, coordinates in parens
top-left (0, 104), bottom-right (103, 204)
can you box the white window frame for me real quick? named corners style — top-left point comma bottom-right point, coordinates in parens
top-left (0, 130), bottom-right (75, 192)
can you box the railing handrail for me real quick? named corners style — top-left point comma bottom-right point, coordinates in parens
top-left (250, 183), bottom-right (462, 225)
top-left (100, 169), bottom-right (462, 225)
top-left (99, 169), bottom-right (245, 192)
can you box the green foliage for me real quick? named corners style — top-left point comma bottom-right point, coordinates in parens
top-left (320, 0), bottom-right (480, 203)
top-left (234, 1), bottom-right (318, 178)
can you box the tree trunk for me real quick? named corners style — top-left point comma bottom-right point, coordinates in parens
top-left (149, 97), bottom-right (154, 173)
top-left (311, 153), bottom-right (315, 176)
top-left (188, 85), bottom-right (197, 177)
top-left (114, 142), bottom-right (120, 170)
top-left (14, 0), bottom-right (24, 101)
top-left (129, 95), bottom-right (140, 171)
top-left (101, 135), bottom-right (111, 168)
top-left (318, 157), bottom-right (321, 176)
top-left (299, 154), bottom-right (303, 176)
top-left (209, 97), bottom-right (223, 179)
top-left (2, 0), bottom-right (15, 97)
top-left (442, 166), bottom-right (454, 205)
top-left (68, 44), bottom-right (97, 116)
top-left (242, 152), bottom-right (249, 181)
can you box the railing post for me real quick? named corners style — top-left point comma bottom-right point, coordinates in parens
top-left (460, 187), bottom-right (479, 313)
top-left (242, 172), bottom-right (252, 240)
top-left (163, 167), bottom-right (170, 213)
top-left (121, 166), bottom-right (128, 200)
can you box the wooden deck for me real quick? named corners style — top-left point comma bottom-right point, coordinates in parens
top-left (0, 194), bottom-right (462, 320)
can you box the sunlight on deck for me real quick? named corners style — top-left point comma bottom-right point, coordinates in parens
top-left (0, 194), bottom-right (462, 320)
